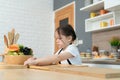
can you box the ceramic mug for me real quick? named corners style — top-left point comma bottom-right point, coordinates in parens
top-left (90, 12), bottom-right (96, 18)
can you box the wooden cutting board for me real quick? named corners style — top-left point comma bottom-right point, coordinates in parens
top-left (29, 64), bottom-right (120, 79)
top-left (55, 67), bottom-right (120, 79)
top-left (0, 62), bottom-right (27, 69)
top-left (29, 64), bottom-right (88, 71)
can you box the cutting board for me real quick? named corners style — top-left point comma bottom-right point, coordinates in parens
top-left (29, 64), bottom-right (120, 79)
top-left (0, 62), bottom-right (27, 69)
top-left (55, 67), bottom-right (120, 79)
top-left (29, 64), bottom-right (88, 71)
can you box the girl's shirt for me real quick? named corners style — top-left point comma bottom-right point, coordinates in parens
top-left (55, 44), bottom-right (82, 65)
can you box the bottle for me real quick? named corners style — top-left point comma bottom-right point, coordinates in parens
top-left (110, 19), bottom-right (114, 26)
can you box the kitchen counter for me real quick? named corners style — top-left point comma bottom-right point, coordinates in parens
top-left (0, 69), bottom-right (119, 80)
top-left (82, 58), bottom-right (120, 65)
top-left (0, 62), bottom-right (120, 80)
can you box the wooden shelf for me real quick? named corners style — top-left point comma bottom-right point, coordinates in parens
top-left (86, 12), bottom-right (113, 22)
top-left (86, 24), bottom-right (120, 32)
top-left (80, 0), bottom-right (104, 12)
top-left (80, 0), bottom-right (120, 32)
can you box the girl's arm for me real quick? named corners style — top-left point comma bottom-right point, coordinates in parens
top-left (24, 52), bottom-right (74, 66)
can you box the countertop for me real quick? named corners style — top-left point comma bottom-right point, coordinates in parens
top-left (0, 62), bottom-right (120, 80)
top-left (82, 58), bottom-right (120, 65)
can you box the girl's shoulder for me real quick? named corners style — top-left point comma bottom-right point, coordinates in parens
top-left (65, 44), bottom-right (79, 53)
top-left (67, 44), bottom-right (78, 50)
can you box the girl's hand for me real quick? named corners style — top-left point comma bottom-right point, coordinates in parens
top-left (26, 57), bottom-right (37, 61)
top-left (24, 57), bottom-right (37, 65)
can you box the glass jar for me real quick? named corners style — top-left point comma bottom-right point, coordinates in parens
top-left (117, 49), bottom-right (120, 59)
top-left (111, 46), bottom-right (119, 59)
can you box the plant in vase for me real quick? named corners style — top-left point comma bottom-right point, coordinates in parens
top-left (109, 36), bottom-right (120, 58)
top-left (109, 36), bottom-right (120, 48)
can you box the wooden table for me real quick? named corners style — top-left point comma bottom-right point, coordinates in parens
top-left (0, 62), bottom-right (120, 80)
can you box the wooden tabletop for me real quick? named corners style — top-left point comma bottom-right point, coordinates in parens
top-left (0, 69), bottom-right (120, 80)
top-left (0, 62), bottom-right (120, 80)
top-left (29, 64), bottom-right (120, 79)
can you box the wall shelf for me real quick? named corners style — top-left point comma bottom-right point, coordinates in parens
top-left (86, 24), bottom-right (120, 32)
top-left (85, 12), bottom-right (114, 32)
top-left (80, 0), bottom-right (104, 12)
top-left (80, 0), bottom-right (120, 32)
top-left (86, 12), bottom-right (113, 22)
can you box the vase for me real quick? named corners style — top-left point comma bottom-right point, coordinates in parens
top-left (111, 46), bottom-right (119, 59)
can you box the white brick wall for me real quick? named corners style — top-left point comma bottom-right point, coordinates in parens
top-left (0, 0), bottom-right (54, 61)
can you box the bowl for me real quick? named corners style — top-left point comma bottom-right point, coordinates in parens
top-left (3, 55), bottom-right (32, 65)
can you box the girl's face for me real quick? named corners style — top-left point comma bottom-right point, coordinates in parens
top-left (55, 31), bottom-right (72, 49)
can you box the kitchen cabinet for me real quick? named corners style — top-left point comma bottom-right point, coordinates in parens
top-left (80, 0), bottom-right (120, 32)
top-left (80, 0), bottom-right (104, 12)
top-left (104, 0), bottom-right (120, 11)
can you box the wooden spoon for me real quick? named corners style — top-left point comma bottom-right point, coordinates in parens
top-left (11, 28), bottom-right (15, 44)
top-left (14, 33), bottom-right (20, 44)
top-left (8, 32), bottom-right (12, 45)
top-left (4, 35), bottom-right (8, 48)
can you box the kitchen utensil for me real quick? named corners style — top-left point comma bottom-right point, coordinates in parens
top-left (14, 33), bottom-right (20, 44)
top-left (4, 35), bottom-right (8, 48)
top-left (8, 32), bottom-right (12, 45)
top-left (8, 32), bottom-right (13, 45)
top-left (11, 28), bottom-right (15, 44)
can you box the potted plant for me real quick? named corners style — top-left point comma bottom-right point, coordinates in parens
top-left (109, 36), bottom-right (120, 48)
top-left (109, 36), bottom-right (120, 58)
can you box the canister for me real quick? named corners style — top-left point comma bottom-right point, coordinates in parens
top-left (100, 21), bottom-right (108, 27)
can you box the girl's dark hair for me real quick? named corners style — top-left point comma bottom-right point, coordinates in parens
top-left (56, 24), bottom-right (76, 41)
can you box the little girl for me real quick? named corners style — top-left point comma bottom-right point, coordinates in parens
top-left (24, 24), bottom-right (82, 66)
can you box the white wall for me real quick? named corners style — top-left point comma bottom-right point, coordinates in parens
top-left (0, 0), bottom-right (54, 61)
